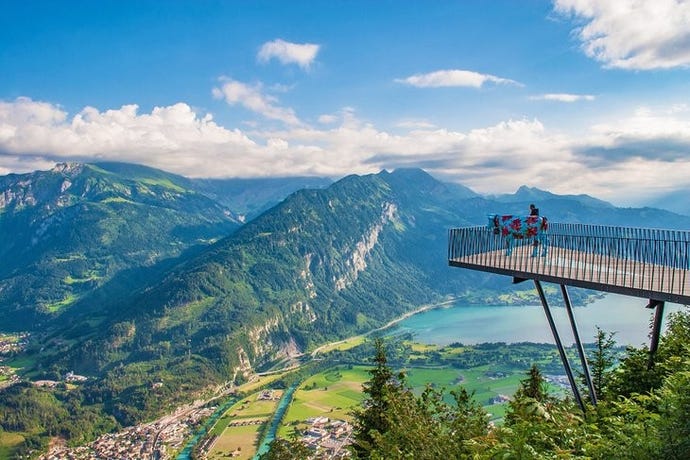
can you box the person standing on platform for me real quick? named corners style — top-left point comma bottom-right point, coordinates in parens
top-left (529, 204), bottom-right (540, 248)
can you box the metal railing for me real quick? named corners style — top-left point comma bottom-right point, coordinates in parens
top-left (448, 222), bottom-right (690, 304)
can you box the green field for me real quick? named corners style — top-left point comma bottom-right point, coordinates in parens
top-left (4, 355), bottom-right (35, 369)
top-left (45, 294), bottom-right (78, 312)
top-left (311, 335), bottom-right (366, 355)
top-left (278, 366), bottom-right (369, 437)
top-left (276, 362), bottom-right (529, 435)
top-left (0, 432), bottom-right (24, 460)
top-left (208, 424), bottom-right (262, 460)
top-left (230, 392), bottom-right (283, 419)
top-left (206, 390), bottom-right (282, 458)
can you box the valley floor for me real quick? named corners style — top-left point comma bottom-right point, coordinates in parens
top-left (31, 300), bottom-right (580, 460)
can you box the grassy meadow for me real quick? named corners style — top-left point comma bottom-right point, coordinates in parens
top-left (207, 424), bottom-right (262, 460)
top-left (0, 433), bottom-right (24, 459)
top-left (204, 389), bottom-right (283, 459)
top-left (278, 366), bottom-right (369, 437)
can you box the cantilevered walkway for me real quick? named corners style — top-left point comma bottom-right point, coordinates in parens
top-left (448, 222), bottom-right (690, 411)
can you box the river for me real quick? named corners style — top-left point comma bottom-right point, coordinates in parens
top-left (387, 294), bottom-right (686, 347)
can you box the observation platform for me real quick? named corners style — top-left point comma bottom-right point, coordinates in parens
top-left (448, 221), bottom-right (690, 410)
top-left (448, 222), bottom-right (690, 305)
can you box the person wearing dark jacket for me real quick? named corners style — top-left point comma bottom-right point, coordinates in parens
top-left (529, 204), bottom-right (539, 216)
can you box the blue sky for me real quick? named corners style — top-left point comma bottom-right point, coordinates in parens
top-left (2, 0), bottom-right (690, 206)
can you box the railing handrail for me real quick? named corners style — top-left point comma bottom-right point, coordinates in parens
top-left (454, 222), bottom-right (690, 242)
top-left (447, 223), bottom-right (690, 304)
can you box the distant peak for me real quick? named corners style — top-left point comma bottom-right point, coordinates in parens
top-left (389, 167), bottom-right (431, 177)
top-left (381, 168), bottom-right (438, 185)
top-left (51, 162), bottom-right (84, 175)
top-left (515, 185), bottom-right (545, 194)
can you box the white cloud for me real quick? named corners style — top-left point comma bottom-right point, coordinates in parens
top-left (0, 97), bottom-right (260, 176)
top-left (555, 0), bottom-right (690, 69)
top-left (212, 79), bottom-right (301, 126)
top-left (317, 114), bottom-right (338, 124)
top-left (531, 93), bottom-right (595, 102)
top-left (590, 105), bottom-right (690, 137)
top-left (396, 120), bottom-right (437, 130)
top-left (259, 106), bottom-right (690, 206)
top-left (3, 98), bottom-right (690, 207)
top-left (257, 39), bottom-right (320, 69)
top-left (583, 105), bottom-right (690, 160)
top-left (395, 69), bottom-right (521, 88)
top-left (558, 105), bottom-right (690, 203)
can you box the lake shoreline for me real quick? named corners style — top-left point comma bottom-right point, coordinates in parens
top-left (385, 294), bottom-right (684, 347)
top-left (374, 291), bottom-right (605, 337)
top-left (372, 297), bottom-right (460, 334)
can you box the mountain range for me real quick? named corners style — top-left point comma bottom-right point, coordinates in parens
top-left (2, 161), bottom-right (690, 427)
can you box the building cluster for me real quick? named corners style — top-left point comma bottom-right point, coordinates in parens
top-left (489, 394), bottom-right (511, 405)
top-left (0, 365), bottom-right (20, 389)
top-left (545, 374), bottom-right (571, 390)
top-left (300, 417), bottom-right (353, 459)
top-left (0, 332), bottom-right (29, 355)
top-left (39, 406), bottom-right (217, 460)
top-left (32, 371), bottom-right (89, 389)
top-left (0, 333), bottom-right (29, 389)
top-left (65, 371), bottom-right (89, 383)
top-left (257, 389), bottom-right (280, 400)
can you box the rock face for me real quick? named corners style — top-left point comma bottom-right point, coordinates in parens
top-left (335, 202), bottom-right (397, 291)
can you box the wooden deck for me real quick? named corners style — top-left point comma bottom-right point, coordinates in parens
top-left (450, 243), bottom-right (690, 305)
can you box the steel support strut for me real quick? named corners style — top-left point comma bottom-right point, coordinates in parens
top-left (647, 299), bottom-right (665, 369)
top-left (561, 285), bottom-right (597, 405)
top-left (534, 280), bottom-right (586, 413)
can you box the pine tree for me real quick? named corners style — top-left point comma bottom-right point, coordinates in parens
top-left (352, 338), bottom-right (490, 459)
top-left (351, 338), bottom-right (400, 458)
top-left (587, 327), bottom-right (616, 400)
top-left (515, 363), bottom-right (549, 402)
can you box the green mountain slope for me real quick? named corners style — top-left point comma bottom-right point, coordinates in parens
top-left (0, 163), bottom-right (241, 330)
top-left (57, 170), bottom-right (466, 375)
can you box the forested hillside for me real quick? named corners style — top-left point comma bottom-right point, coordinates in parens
top-left (0, 163), bottom-right (241, 330)
top-left (44, 169), bottom-right (486, 392)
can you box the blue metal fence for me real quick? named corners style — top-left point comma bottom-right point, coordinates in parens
top-left (448, 222), bottom-right (690, 304)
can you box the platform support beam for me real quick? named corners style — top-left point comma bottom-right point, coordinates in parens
top-left (534, 280), bottom-right (586, 413)
top-left (647, 299), bottom-right (665, 369)
top-left (561, 284), bottom-right (597, 405)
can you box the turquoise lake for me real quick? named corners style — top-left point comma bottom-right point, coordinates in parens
top-left (387, 294), bottom-right (686, 347)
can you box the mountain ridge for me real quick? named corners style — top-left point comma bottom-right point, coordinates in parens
top-left (490, 185), bottom-right (614, 209)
